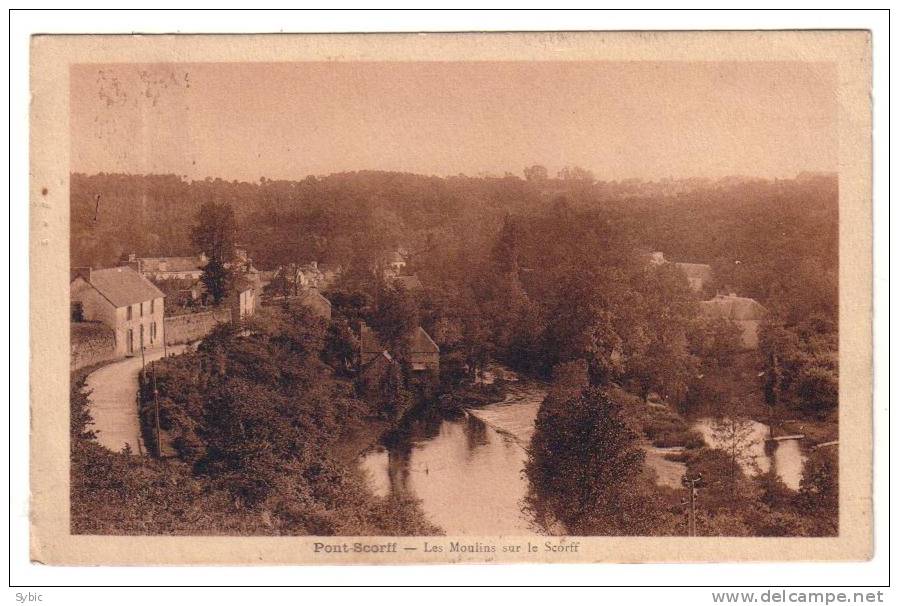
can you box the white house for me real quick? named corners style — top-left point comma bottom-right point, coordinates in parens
top-left (71, 266), bottom-right (166, 357)
top-left (230, 275), bottom-right (259, 321)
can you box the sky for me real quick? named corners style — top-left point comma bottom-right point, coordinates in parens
top-left (70, 61), bottom-right (837, 182)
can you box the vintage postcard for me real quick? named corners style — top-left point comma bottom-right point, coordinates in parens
top-left (30, 30), bottom-right (872, 565)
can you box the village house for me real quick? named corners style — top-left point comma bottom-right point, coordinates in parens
top-left (268, 261), bottom-right (337, 296)
top-left (229, 274), bottom-right (259, 321)
top-left (382, 250), bottom-right (407, 280)
top-left (126, 252), bottom-right (207, 281)
top-left (70, 266), bottom-right (165, 357)
top-left (699, 293), bottom-right (768, 349)
top-left (676, 262), bottom-right (714, 293)
top-left (359, 322), bottom-right (439, 373)
top-left (295, 288), bottom-right (332, 321)
top-left (408, 326), bottom-right (440, 373)
top-left (297, 261), bottom-right (326, 290)
top-left (649, 251), bottom-right (713, 293)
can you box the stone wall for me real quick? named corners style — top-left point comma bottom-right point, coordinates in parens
top-left (163, 308), bottom-right (231, 346)
top-left (71, 322), bottom-right (117, 370)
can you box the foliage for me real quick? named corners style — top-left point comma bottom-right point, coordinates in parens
top-left (759, 314), bottom-right (838, 417)
top-left (526, 382), bottom-right (672, 535)
top-left (190, 201), bottom-right (237, 262)
top-left (199, 257), bottom-right (234, 304)
top-left (797, 446), bottom-right (839, 535)
top-left (708, 408), bottom-right (762, 486)
top-left (690, 316), bottom-right (744, 368)
top-left (368, 282), bottom-right (420, 356)
top-left (642, 409), bottom-right (706, 449)
top-left (190, 201), bottom-right (238, 303)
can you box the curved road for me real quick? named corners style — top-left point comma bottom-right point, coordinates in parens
top-left (84, 344), bottom-right (188, 455)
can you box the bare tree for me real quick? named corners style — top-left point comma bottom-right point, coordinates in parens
top-left (710, 401), bottom-right (761, 486)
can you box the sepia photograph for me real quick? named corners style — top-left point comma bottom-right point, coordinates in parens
top-left (26, 28), bottom-right (874, 567)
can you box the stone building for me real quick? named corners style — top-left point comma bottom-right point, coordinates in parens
top-left (699, 293), bottom-right (767, 349)
top-left (70, 266), bottom-right (165, 357)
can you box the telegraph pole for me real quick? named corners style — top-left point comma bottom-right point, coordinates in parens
top-left (681, 472), bottom-right (703, 537)
top-left (153, 367), bottom-right (162, 458)
top-left (139, 328), bottom-right (146, 370)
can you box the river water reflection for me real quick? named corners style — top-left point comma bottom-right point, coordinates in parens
top-left (359, 383), bottom-right (546, 535)
top-left (692, 418), bottom-right (806, 490)
top-left (359, 380), bottom-right (808, 534)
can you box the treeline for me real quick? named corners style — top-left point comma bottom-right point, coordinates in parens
top-left (71, 171), bottom-right (838, 325)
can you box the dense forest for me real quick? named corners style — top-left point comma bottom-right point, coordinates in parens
top-left (71, 170), bottom-right (838, 327)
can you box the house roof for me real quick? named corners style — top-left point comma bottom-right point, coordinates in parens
top-left (299, 289), bottom-right (331, 308)
top-left (233, 274), bottom-right (259, 292)
top-left (699, 294), bottom-right (767, 321)
top-left (675, 262), bottom-right (713, 281)
top-left (138, 256), bottom-right (205, 273)
top-left (385, 251), bottom-right (405, 264)
top-left (361, 323), bottom-right (439, 359)
top-left (410, 326), bottom-right (439, 354)
top-left (360, 323), bottom-right (383, 354)
top-left (393, 275), bottom-right (424, 291)
top-left (80, 266), bottom-right (165, 308)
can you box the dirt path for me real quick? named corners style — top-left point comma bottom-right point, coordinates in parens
top-left (84, 345), bottom-right (188, 455)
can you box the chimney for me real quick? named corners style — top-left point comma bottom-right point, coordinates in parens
top-left (72, 267), bottom-right (92, 283)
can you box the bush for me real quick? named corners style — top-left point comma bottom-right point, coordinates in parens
top-left (642, 409), bottom-right (706, 449)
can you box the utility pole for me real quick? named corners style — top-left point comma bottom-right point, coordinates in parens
top-left (139, 328), bottom-right (146, 370)
top-left (152, 367), bottom-right (162, 458)
top-left (681, 472), bottom-right (703, 537)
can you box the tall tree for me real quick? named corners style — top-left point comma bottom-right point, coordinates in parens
top-left (191, 202), bottom-right (237, 303)
top-left (199, 257), bottom-right (234, 304)
top-left (191, 201), bottom-right (237, 263)
top-left (368, 283), bottom-right (419, 357)
top-left (526, 384), bottom-right (655, 534)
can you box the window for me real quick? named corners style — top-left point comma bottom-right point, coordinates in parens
top-left (126, 305), bottom-right (132, 321)
top-left (140, 302), bottom-right (144, 317)
top-left (150, 299), bottom-right (155, 314)
top-left (150, 321), bottom-right (156, 343)
top-left (70, 302), bottom-right (84, 322)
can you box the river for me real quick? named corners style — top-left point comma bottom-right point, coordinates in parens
top-left (692, 418), bottom-right (806, 490)
top-left (359, 380), bottom-right (546, 535)
top-left (359, 376), bottom-right (806, 534)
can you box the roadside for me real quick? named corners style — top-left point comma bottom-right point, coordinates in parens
top-left (83, 345), bottom-right (188, 455)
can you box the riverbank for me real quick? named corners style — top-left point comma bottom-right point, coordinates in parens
top-left (687, 351), bottom-right (838, 454)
